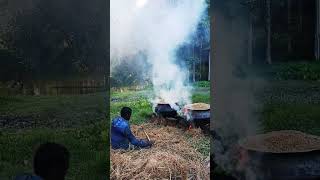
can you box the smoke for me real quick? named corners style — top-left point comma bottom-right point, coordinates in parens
top-left (212, 0), bottom-right (266, 179)
top-left (111, 0), bottom-right (207, 108)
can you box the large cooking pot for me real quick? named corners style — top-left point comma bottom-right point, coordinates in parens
top-left (237, 131), bottom-right (320, 180)
top-left (155, 103), bottom-right (177, 118)
top-left (183, 103), bottom-right (210, 131)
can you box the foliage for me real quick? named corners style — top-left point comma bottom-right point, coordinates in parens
top-left (0, 49), bottom-right (26, 81)
top-left (247, 62), bottom-right (320, 81)
top-left (193, 81), bottom-right (210, 88)
top-left (111, 53), bottom-right (151, 88)
top-left (1, 0), bottom-right (106, 80)
top-left (273, 62), bottom-right (320, 81)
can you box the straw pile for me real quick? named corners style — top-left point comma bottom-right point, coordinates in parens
top-left (240, 130), bottom-right (320, 153)
top-left (110, 123), bottom-right (209, 180)
top-left (184, 103), bottom-right (210, 111)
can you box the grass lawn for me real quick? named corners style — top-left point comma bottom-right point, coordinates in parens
top-left (110, 86), bottom-right (211, 156)
top-left (0, 93), bottom-right (109, 180)
top-left (246, 62), bottom-right (320, 135)
top-left (250, 62), bottom-right (320, 136)
top-left (261, 103), bottom-right (320, 135)
top-left (259, 80), bottom-right (320, 135)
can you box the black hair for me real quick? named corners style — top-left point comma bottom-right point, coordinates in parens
top-left (33, 142), bottom-right (70, 180)
top-left (121, 107), bottom-right (132, 119)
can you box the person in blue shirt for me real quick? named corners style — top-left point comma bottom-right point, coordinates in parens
top-left (111, 107), bottom-right (154, 150)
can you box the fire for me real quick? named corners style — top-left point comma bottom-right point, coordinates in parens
top-left (236, 147), bottom-right (249, 171)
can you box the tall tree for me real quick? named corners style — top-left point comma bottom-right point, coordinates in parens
top-left (287, 0), bottom-right (292, 54)
top-left (315, 0), bottom-right (320, 60)
top-left (266, 0), bottom-right (272, 64)
top-left (2, 0), bottom-right (106, 79)
top-left (248, 2), bottom-right (254, 65)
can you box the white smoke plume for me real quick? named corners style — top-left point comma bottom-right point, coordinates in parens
top-left (111, 0), bottom-right (207, 109)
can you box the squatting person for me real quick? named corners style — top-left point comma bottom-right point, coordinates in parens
top-left (111, 107), bottom-right (154, 149)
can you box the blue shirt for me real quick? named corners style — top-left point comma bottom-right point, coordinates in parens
top-left (111, 116), bottom-right (149, 150)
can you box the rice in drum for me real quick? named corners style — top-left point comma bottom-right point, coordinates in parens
top-left (184, 103), bottom-right (210, 111)
top-left (240, 130), bottom-right (320, 153)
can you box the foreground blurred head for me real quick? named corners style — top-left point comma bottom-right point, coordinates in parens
top-left (34, 142), bottom-right (70, 180)
top-left (121, 107), bottom-right (132, 120)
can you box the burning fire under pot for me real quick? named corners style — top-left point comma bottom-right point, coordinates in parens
top-left (182, 103), bottom-right (210, 132)
top-left (236, 130), bottom-right (320, 180)
top-left (154, 101), bottom-right (182, 126)
top-left (154, 101), bottom-right (211, 133)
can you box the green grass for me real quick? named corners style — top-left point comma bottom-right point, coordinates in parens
top-left (256, 80), bottom-right (320, 136)
top-left (0, 93), bottom-right (108, 179)
top-left (261, 103), bottom-right (320, 135)
top-left (193, 81), bottom-right (210, 88)
top-left (111, 90), bottom-right (152, 125)
top-left (192, 93), bottom-right (210, 104)
top-left (0, 94), bottom-right (107, 128)
top-left (186, 135), bottom-right (210, 157)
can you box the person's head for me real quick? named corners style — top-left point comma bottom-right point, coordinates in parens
top-left (121, 107), bottom-right (132, 120)
top-left (33, 142), bottom-right (70, 180)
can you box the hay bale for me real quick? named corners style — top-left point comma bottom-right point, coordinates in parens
top-left (110, 123), bottom-right (209, 180)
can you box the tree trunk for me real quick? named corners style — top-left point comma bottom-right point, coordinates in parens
top-left (248, 10), bottom-right (253, 65)
top-left (287, 0), bottom-right (292, 54)
top-left (200, 42), bottom-right (202, 80)
top-left (193, 45), bottom-right (196, 82)
top-left (208, 52), bottom-right (210, 81)
top-left (299, 0), bottom-right (303, 32)
top-left (315, 0), bottom-right (320, 60)
top-left (266, 0), bottom-right (272, 64)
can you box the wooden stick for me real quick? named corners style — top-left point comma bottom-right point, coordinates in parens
top-left (142, 129), bottom-right (151, 141)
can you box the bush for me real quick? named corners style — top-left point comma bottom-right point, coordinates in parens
top-left (272, 62), bottom-right (320, 81)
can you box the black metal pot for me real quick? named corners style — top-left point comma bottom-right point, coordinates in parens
top-left (186, 109), bottom-right (210, 120)
top-left (184, 109), bottom-right (210, 130)
top-left (238, 145), bottom-right (320, 180)
top-left (155, 104), bottom-right (177, 118)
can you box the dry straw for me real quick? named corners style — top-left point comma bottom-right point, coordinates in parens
top-left (110, 123), bottom-right (210, 180)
